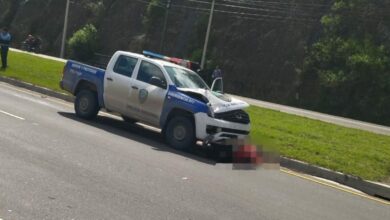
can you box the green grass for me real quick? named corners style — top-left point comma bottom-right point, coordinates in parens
top-left (0, 51), bottom-right (64, 92)
top-left (248, 106), bottom-right (390, 182)
top-left (1, 50), bottom-right (390, 182)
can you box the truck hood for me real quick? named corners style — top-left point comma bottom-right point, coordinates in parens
top-left (178, 88), bottom-right (249, 113)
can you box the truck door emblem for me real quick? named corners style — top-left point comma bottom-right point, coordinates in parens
top-left (139, 89), bottom-right (148, 104)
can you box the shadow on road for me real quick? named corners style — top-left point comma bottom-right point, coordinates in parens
top-left (58, 112), bottom-right (222, 165)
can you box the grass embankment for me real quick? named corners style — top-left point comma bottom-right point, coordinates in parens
top-left (1, 50), bottom-right (389, 182)
top-left (1, 51), bottom-right (64, 92)
top-left (248, 107), bottom-right (390, 182)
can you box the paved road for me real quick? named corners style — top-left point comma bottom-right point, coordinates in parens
top-left (0, 82), bottom-right (389, 220)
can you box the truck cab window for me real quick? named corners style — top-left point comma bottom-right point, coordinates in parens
top-left (137, 61), bottom-right (167, 89)
top-left (113, 55), bottom-right (138, 77)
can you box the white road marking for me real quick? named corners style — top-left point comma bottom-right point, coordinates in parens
top-left (0, 109), bottom-right (25, 120)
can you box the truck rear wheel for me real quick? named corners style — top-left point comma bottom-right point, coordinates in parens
top-left (165, 116), bottom-right (195, 151)
top-left (75, 90), bottom-right (99, 120)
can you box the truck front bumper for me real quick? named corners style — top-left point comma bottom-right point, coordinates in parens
top-left (194, 112), bottom-right (250, 144)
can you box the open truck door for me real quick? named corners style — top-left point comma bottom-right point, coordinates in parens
top-left (211, 77), bottom-right (223, 94)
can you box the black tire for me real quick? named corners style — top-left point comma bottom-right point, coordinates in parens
top-left (121, 115), bottom-right (137, 124)
top-left (165, 116), bottom-right (196, 150)
top-left (75, 90), bottom-right (99, 119)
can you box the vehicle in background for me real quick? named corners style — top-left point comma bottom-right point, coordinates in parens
top-left (21, 34), bottom-right (42, 53)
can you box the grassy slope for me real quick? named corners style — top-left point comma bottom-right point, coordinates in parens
top-left (1, 50), bottom-right (389, 182)
top-left (1, 51), bottom-right (64, 92)
top-left (248, 106), bottom-right (390, 182)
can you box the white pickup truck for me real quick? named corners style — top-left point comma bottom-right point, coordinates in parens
top-left (60, 51), bottom-right (250, 150)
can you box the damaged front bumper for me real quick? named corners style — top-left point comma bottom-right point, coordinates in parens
top-left (194, 112), bottom-right (250, 145)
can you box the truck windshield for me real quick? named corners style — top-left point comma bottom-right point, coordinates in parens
top-left (164, 66), bottom-right (209, 89)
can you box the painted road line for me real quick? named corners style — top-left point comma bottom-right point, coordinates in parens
top-left (281, 168), bottom-right (390, 206)
top-left (0, 109), bottom-right (25, 120)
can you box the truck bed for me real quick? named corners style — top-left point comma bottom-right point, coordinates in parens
top-left (60, 60), bottom-right (106, 107)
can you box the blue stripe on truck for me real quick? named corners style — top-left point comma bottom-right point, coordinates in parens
top-left (159, 86), bottom-right (208, 127)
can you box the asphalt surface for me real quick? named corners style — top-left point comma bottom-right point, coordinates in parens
top-left (0, 82), bottom-right (389, 220)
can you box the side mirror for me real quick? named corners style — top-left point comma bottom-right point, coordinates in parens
top-left (211, 77), bottom-right (223, 93)
top-left (149, 76), bottom-right (167, 89)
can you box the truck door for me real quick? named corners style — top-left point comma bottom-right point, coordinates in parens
top-left (103, 55), bottom-right (139, 113)
top-left (129, 60), bottom-right (168, 127)
top-left (211, 77), bottom-right (223, 94)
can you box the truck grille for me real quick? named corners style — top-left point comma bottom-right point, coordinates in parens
top-left (214, 110), bottom-right (250, 124)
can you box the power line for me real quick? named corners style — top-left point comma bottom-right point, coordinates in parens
top-left (214, 8), bottom-right (317, 22)
top-left (169, 3), bottom-right (319, 22)
top-left (214, 2), bottom-right (322, 18)
top-left (224, 0), bottom-right (332, 8)
top-left (134, 0), bottom-right (324, 21)
top-left (130, 0), bottom-right (379, 24)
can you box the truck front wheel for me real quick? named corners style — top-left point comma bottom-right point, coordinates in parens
top-left (75, 90), bottom-right (99, 119)
top-left (165, 116), bottom-right (195, 151)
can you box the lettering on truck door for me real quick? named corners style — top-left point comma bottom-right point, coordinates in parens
top-left (104, 55), bottom-right (139, 113)
top-left (130, 60), bottom-right (168, 127)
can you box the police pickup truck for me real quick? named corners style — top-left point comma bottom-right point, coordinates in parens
top-left (60, 51), bottom-right (250, 150)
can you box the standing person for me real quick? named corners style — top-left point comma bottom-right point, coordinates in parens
top-left (0, 27), bottom-right (12, 69)
top-left (212, 65), bottom-right (223, 80)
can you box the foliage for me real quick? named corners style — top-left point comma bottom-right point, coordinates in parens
top-left (142, 0), bottom-right (165, 32)
top-left (300, 0), bottom-right (390, 125)
top-left (81, 0), bottom-right (105, 25)
top-left (68, 24), bottom-right (98, 62)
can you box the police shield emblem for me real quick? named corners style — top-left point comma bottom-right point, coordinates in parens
top-left (139, 89), bottom-right (149, 104)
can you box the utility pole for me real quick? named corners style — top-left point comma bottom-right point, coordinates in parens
top-left (60, 0), bottom-right (70, 58)
top-left (200, 0), bottom-right (215, 70)
top-left (160, 0), bottom-right (171, 53)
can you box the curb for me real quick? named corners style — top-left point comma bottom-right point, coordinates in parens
top-left (281, 157), bottom-right (390, 200)
top-left (0, 76), bottom-right (389, 201)
top-left (0, 76), bottom-right (74, 102)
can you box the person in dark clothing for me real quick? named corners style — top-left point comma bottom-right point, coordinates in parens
top-left (212, 66), bottom-right (223, 80)
top-left (0, 27), bottom-right (12, 69)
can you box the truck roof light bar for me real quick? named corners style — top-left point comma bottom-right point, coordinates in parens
top-left (143, 50), bottom-right (200, 71)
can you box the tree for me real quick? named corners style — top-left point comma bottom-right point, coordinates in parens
top-left (299, 0), bottom-right (390, 125)
top-left (68, 24), bottom-right (98, 62)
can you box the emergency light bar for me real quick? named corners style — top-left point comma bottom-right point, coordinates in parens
top-left (143, 50), bottom-right (200, 71)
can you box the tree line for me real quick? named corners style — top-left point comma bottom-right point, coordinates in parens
top-left (299, 0), bottom-right (390, 125)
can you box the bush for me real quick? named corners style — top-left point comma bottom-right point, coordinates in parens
top-left (68, 24), bottom-right (98, 62)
